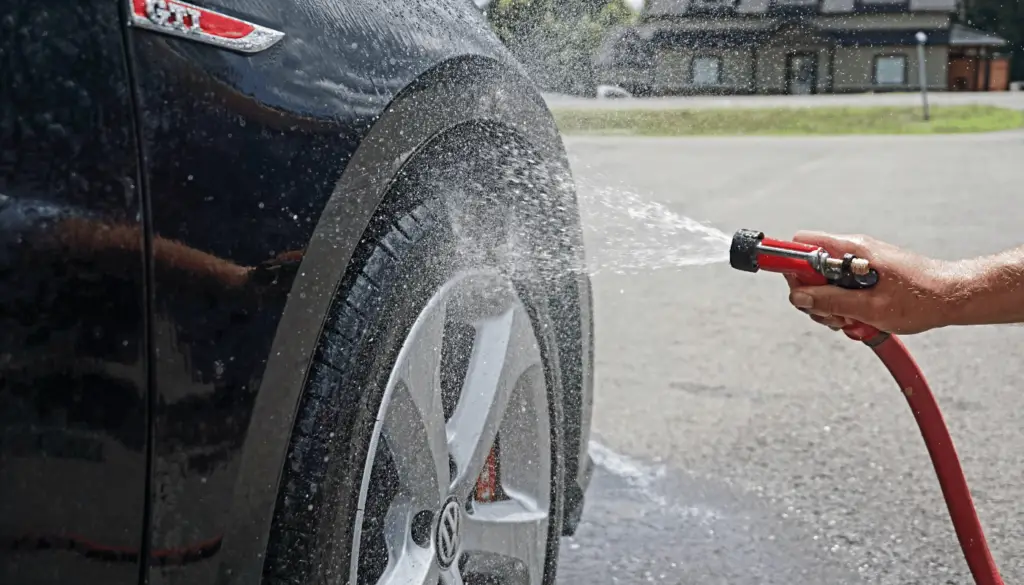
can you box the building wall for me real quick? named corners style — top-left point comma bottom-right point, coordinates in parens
top-left (755, 47), bottom-right (833, 92)
top-left (646, 0), bottom-right (689, 15)
top-left (651, 47), bottom-right (756, 92)
top-left (909, 0), bottom-right (958, 11)
top-left (989, 57), bottom-right (1010, 91)
top-left (948, 56), bottom-right (979, 89)
top-left (607, 45), bottom-right (950, 94)
top-left (601, 45), bottom-right (949, 94)
top-left (832, 45), bottom-right (948, 90)
top-left (812, 12), bottom-right (950, 29)
top-left (637, 13), bottom-right (948, 32)
top-left (822, 0), bottom-right (856, 11)
top-left (738, 0), bottom-right (773, 13)
top-left (644, 17), bottom-right (774, 32)
top-left (949, 56), bottom-right (1012, 91)
top-left (597, 7), bottom-right (959, 94)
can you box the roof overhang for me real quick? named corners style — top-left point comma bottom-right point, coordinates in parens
top-left (948, 23), bottom-right (1009, 47)
top-left (630, 19), bottom-right (950, 47)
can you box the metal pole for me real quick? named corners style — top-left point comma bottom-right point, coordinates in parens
top-left (916, 31), bottom-right (930, 121)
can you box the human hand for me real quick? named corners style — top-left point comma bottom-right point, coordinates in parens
top-left (784, 231), bottom-right (955, 335)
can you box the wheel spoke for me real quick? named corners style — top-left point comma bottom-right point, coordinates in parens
top-left (377, 534), bottom-right (439, 585)
top-left (384, 295), bottom-right (449, 506)
top-left (440, 567), bottom-right (465, 585)
top-left (462, 498), bottom-right (549, 585)
top-left (373, 497), bottom-right (440, 585)
top-left (490, 365), bottom-right (551, 509)
top-left (447, 305), bottom-right (541, 498)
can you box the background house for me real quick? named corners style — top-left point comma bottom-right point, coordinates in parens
top-left (594, 0), bottom-right (1011, 95)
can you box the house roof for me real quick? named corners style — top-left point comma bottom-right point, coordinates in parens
top-left (638, 24), bottom-right (955, 47)
top-left (645, 0), bottom-right (959, 16)
top-left (948, 23), bottom-right (1009, 47)
top-left (600, 19), bottom-right (1012, 56)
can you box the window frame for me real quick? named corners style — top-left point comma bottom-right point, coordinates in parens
top-left (690, 54), bottom-right (724, 86)
top-left (872, 54), bottom-right (908, 86)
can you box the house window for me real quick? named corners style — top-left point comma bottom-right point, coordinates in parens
top-left (692, 56), bottom-right (723, 86)
top-left (873, 55), bottom-right (907, 85)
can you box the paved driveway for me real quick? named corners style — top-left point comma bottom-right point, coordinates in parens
top-left (557, 131), bottom-right (1024, 584)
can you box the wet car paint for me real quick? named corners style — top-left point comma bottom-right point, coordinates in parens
top-left (1, 1), bottom-right (595, 583)
top-left (127, 1), bottom-right (525, 583)
top-left (0, 2), bottom-right (149, 584)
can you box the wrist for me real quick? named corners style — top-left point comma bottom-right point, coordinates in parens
top-left (911, 259), bottom-right (967, 330)
top-left (932, 255), bottom-right (1014, 327)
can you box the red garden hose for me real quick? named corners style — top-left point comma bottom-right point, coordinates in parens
top-left (730, 229), bottom-right (1004, 585)
top-left (848, 325), bottom-right (1004, 585)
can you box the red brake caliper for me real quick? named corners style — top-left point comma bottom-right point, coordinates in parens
top-left (474, 437), bottom-right (502, 502)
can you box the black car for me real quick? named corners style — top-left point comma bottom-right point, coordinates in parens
top-left (0, 1), bottom-right (595, 584)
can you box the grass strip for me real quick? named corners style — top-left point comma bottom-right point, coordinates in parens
top-left (551, 105), bottom-right (1024, 136)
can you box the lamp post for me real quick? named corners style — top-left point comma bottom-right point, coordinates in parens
top-left (916, 31), bottom-right (930, 121)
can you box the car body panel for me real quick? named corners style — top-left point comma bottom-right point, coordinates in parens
top-left (125, 1), bottom-right (593, 583)
top-left (216, 56), bottom-right (591, 583)
top-left (1, 1), bottom-right (594, 583)
top-left (0, 2), bottom-right (150, 584)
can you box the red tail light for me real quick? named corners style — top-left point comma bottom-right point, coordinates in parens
top-left (128, 0), bottom-right (284, 54)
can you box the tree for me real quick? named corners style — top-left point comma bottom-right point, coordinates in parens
top-left (485, 0), bottom-right (637, 95)
top-left (487, 0), bottom-right (552, 47)
top-left (962, 0), bottom-right (1024, 81)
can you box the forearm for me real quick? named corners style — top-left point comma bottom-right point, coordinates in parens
top-left (942, 245), bottom-right (1024, 327)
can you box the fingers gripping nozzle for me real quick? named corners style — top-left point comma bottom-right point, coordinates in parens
top-left (730, 229), bottom-right (879, 290)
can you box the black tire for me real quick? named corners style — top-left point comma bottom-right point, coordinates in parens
top-left (261, 135), bottom-right (571, 585)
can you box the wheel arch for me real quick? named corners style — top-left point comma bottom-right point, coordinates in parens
top-left (213, 54), bottom-right (592, 583)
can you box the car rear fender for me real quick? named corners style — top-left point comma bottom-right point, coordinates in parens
top-left (213, 55), bottom-right (592, 582)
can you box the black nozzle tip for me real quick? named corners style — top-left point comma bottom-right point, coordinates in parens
top-left (730, 229), bottom-right (764, 273)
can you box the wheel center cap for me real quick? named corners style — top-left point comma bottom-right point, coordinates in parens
top-left (435, 498), bottom-right (462, 568)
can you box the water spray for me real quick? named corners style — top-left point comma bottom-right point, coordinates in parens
top-left (730, 229), bottom-right (1003, 585)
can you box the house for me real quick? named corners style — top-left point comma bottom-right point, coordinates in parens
top-left (594, 0), bottom-right (1012, 95)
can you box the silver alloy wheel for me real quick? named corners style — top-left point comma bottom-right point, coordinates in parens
top-left (349, 270), bottom-right (552, 585)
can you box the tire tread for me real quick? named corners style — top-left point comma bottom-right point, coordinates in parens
top-left (263, 203), bottom-right (437, 585)
top-left (264, 192), bottom-right (567, 585)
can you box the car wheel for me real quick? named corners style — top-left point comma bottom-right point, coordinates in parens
top-left (262, 152), bottom-right (569, 585)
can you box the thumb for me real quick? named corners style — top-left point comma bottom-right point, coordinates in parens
top-left (789, 285), bottom-right (871, 321)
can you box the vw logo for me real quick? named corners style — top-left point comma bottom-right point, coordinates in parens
top-left (435, 499), bottom-right (462, 568)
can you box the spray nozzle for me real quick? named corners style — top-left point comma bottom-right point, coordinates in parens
top-left (730, 229), bottom-right (879, 290)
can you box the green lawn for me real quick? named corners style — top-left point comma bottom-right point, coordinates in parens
top-left (551, 105), bottom-right (1024, 137)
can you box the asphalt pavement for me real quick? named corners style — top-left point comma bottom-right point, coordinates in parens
top-left (556, 130), bottom-right (1024, 584)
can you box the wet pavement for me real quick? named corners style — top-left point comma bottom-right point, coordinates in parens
top-left (558, 131), bottom-right (1024, 584)
top-left (558, 442), bottom-right (862, 585)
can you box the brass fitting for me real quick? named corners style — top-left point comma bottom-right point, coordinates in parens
top-left (824, 256), bottom-right (871, 276)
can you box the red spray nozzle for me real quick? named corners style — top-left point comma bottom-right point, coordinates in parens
top-left (730, 229), bottom-right (878, 290)
top-left (730, 228), bottom-right (882, 342)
